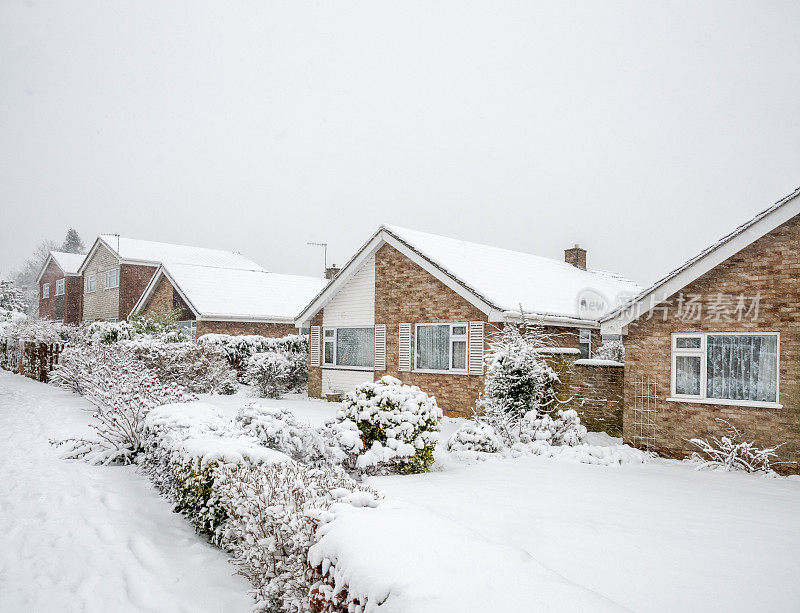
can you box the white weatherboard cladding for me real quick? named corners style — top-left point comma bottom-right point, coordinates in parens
top-left (322, 369), bottom-right (374, 396)
top-left (323, 255), bottom-right (375, 327)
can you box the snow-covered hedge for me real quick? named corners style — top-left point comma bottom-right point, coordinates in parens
top-left (518, 408), bottom-right (587, 446)
top-left (77, 311), bottom-right (189, 345)
top-left (121, 338), bottom-right (237, 395)
top-left (446, 420), bottom-right (503, 454)
top-left (338, 376), bottom-right (442, 475)
top-left (50, 344), bottom-right (197, 465)
top-left (594, 340), bottom-right (625, 363)
top-left (245, 350), bottom-right (307, 398)
top-left (0, 316), bottom-right (75, 344)
top-left (199, 333), bottom-right (308, 373)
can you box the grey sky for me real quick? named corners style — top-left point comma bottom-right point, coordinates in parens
top-left (2, 1), bottom-right (799, 287)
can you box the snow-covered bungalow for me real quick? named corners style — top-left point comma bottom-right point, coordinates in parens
top-left (77, 234), bottom-right (265, 323)
top-left (295, 225), bottom-right (640, 417)
top-left (37, 251), bottom-right (86, 324)
top-left (600, 186), bottom-right (800, 472)
top-left (132, 262), bottom-right (327, 339)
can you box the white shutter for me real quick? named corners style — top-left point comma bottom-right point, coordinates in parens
top-left (398, 323), bottom-right (412, 372)
top-left (468, 321), bottom-right (485, 375)
top-left (310, 326), bottom-right (321, 366)
top-left (374, 324), bottom-right (386, 370)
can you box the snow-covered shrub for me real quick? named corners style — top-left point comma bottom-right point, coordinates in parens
top-left (217, 462), bottom-right (379, 612)
top-left (478, 320), bottom-right (561, 445)
top-left (0, 279), bottom-right (28, 315)
top-left (77, 310), bottom-right (189, 345)
top-left (338, 376), bottom-right (442, 475)
top-left (246, 351), bottom-right (294, 398)
top-left (688, 419), bottom-right (786, 474)
top-left (50, 344), bottom-right (197, 464)
top-left (0, 316), bottom-right (75, 344)
top-left (518, 408), bottom-right (587, 446)
top-left (446, 420), bottom-right (503, 454)
top-left (199, 333), bottom-right (308, 376)
top-left (121, 338), bottom-right (237, 394)
top-left (594, 340), bottom-right (625, 363)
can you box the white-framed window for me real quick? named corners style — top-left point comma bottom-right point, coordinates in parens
top-left (579, 328), bottom-right (592, 359)
top-left (105, 268), bottom-right (120, 289)
top-left (671, 332), bottom-right (779, 405)
top-left (86, 274), bottom-right (96, 293)
top-left (414, 323), bottom-right (468, 373)
top-left (322, 326), bottom-right (375, 369)
top-left (42, 283), bottom-right (50, 299)
top-left (55, 278), bottom-right (65, 296)
top-left (177, 320), bottom-right (197, 341)
top-left (106, 318), bottom-right (118, 323)
top-left (55, 319), bottom-right (63, 324)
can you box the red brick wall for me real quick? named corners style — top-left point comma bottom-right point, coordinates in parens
top-left (308, 311), bottom-right (324, 399)
top-left (38, 260), bottom-right (60, 320)
top-left (64, 275), bottom-right (83, 324)
top-left (119, 263), bottom-right (157, 320)
top-left (38, 261), bottom-right (82, 324)
top-left (624, 214), bottom-right (800, 473)
top-left (196, 320), bottom-right (297, 338)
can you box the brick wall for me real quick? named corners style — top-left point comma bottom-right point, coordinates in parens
top-left (141, 275), bottom-right (174, 316)
top-left (38, 260), bottom-right (60, 321)
top-left (82, 244), bottom-right (121, 320)
top-left (64, 276), bottom-right (83, 324)
top-left (624, 214), bottom-right (800, 474)
top-left (196, 320), bottom-right (297, 338)
top-left (308, 311), bottom-right (324, 399)
top-left (119, 263), bottom-right (157, 320)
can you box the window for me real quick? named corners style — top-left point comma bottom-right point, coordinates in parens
top-left (42, 283), bottom-right (49, 299)
top-left (55, 319), bottom-right (63, 325)
top-left (602, 334), bottom-right (622, 344)
top-left (671, 333), bottom-right (779, 404)
top-left (55, 279), bottom-right (65, 296)
top-left (579, 328), bottom-right (592, 359)
top-left (415, 323), bottom-right (468, 373)
top-left (322, 327), bottom-right (374, 369)
top-left (177, 320), bottom-right (197, 341)
top-left (105, 268), bottom-right (120, 289)
top-left (86, 274), bottom-right (96, 293)
top-left (106, 318), bottom-right (118, 323)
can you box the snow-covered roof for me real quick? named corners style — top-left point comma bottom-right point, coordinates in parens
top-left (600, 185), bottom-right (800, 333)
top-left (297, 224), bottom-right (641, 326)
top-left (36, 251), bottom-right (87, 283)
top-left (136, 263), bottom-right (328, 322)
top-left (79, 234), bottom-right (264, 272)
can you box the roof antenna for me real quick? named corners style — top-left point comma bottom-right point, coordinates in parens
top-left (307, 241), bottom-right (328, 273)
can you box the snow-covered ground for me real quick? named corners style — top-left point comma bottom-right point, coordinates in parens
top-left (3, 377), bottom-right (800, 612)
top-left (0, 371), bottom-right (252, 613)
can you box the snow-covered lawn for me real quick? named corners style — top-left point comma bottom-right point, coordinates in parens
top-left (0, 371), bottom-right (251, 613)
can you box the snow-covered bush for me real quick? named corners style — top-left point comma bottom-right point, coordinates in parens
top-left (217, 462), bottom-right (379, 612)
top-left (518, 408), bottom-right (587, 446)
top-left (478, 320), bottom-right (561, 445)
top-left (594, 340), bottom-right (625, 363)
top-left (338, 376), bottom-right (442, 475)
top-left (121, 338), bottom-right (237, 394)
top-left (0, 316), bottom-right (75, 344)
top-left (246, 351), bottom-right (295, 398)
top-left (688, 419), bottom-right (786, 474)
top-left (446, 420), bottom-right (503, 454)
top-left (0, 280), bottom-right (29, 335)
top-left (50, 344), bottom-right (197, 464)
top-left (77, 310), bottom-right (189, 345)
top-left (199, 333), bottom-right (308, 375)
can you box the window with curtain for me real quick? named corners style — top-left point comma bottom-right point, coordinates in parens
top-left (55, 279), bottom-right (65, 296)
top-left (672, 333), bottom-right (778, 404)
top-left (322, 327), bottom-right (374, 368)
top-left (415, 323), bottom-right (468, 372)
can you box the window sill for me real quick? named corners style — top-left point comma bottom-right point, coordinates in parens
top-left (412, 369), bottom-right (470, 376)
top-left (666, 397), bottom-right (783, 409)
top-left (321, 365), bottom-right (374, 372)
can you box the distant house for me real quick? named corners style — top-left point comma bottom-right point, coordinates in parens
top-left (132, 262), bottom-right (327, 339)
top-left (296, 225), bottom-right (639, 417)
top-left (77, 234), bottom-right (264, 323)
top-left (601, 186), bottom-right (800, 472)
top-left (37, 251), bottom-right (86, 324)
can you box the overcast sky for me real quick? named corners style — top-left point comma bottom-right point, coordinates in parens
top-left (1, 1), bottom-right (799, 286)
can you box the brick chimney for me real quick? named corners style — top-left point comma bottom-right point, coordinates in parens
top-left (564, 244), bottom-right (587, 270)
top-left (325, 265), bottom-right (341, 279)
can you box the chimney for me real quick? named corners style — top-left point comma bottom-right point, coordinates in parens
top-left (564, 244), bottom-right (587, 270)
top-left (325, 264), bottom-right (341, 280)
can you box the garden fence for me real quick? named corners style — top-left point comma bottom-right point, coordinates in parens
top-left (0, 339), bottom-right (64, 382)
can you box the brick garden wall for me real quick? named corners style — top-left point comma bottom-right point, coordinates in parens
top-left (623, 214), bottom-right (800, 473)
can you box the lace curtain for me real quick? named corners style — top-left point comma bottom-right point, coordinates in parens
top-left (335, 327), bottom-right (374, 368)
top-left (706, 334), bottom-right (777, 402)
top-left (416, 325), bottom-right (450, 370)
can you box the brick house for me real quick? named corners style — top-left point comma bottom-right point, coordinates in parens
top-left (600, 186), bottom-right (800, 472)
top-left (131, 262), bottom-right (327, 339)
top-left (37, 251), bottom-right (86, 324)
top-left (77, 234), bottom-right (265, 323)
top-left (296, 225), bottom-right (640, 417)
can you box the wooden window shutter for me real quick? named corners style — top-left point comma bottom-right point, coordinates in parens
top-left (310, 326), bottom-right (321, 366)
top-left (468, 321), bottom-right (485, 375)
top-left (374, 324), bottom-right (386, 370)
top-left (398, 323), bottom-right (412, 372)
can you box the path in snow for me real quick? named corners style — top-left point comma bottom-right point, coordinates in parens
top-left (0, 371), bottom-right (252, 613)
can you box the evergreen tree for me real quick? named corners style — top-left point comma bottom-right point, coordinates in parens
top-left (0, 279), bottom-right (29, 319)
top-left (61, 228), bottom-right (85, 254)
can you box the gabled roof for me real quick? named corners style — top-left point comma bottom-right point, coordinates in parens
top-left (36, 251), bottom-right (87, 283)
top-left (132, 262), bottom-right (328, 323)
top-left (600, 185), bottom-right (800, 334)
top-left (296, 224), bottom-right (641, 327)
top-left (78, 234), bottom-right (263, 274)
